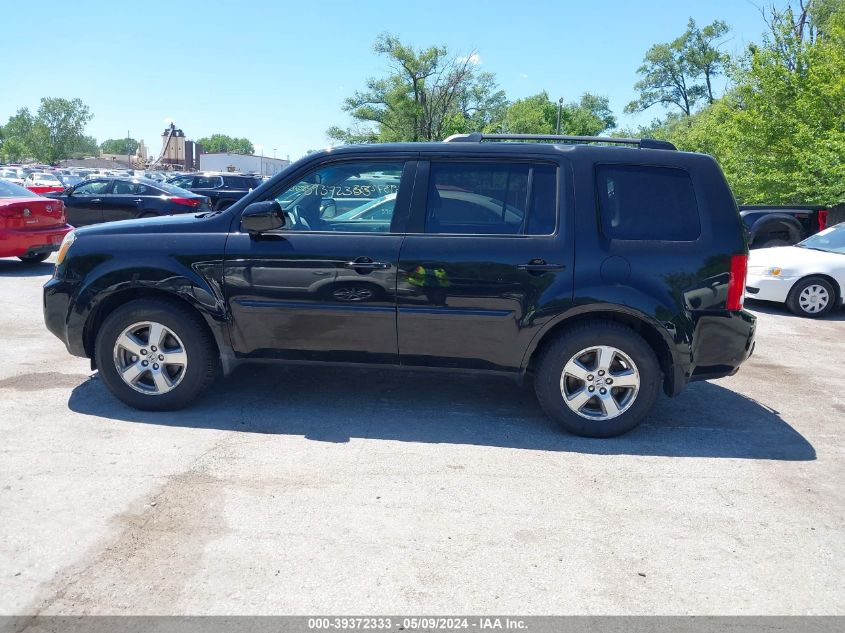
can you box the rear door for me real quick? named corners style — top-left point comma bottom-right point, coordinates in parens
top-left (397, 156), bottom-right (574, 372)
top-left (100, 180), bottom-right (153, 222)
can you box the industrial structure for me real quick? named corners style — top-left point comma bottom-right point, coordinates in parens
top-left (151, 123), bottom-right (203, 170)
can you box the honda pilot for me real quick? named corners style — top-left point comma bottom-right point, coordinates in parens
top-left (44, 133), bottom-right (756, 437)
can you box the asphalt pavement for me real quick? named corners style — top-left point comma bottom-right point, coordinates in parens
top-left (1, 256), bottom-right (843, 615)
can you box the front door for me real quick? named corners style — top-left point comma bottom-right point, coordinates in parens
top-left (223, 156), bottom-right (414, 363)
top-left (397, 158), bottom-right (574, 372)
top-left (63, 179), bottom-right (110, 226)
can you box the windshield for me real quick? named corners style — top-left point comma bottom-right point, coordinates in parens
top-left (799, 223), bottom-right (845, 254)
top-left (0, 179), bottom-right (38, 198)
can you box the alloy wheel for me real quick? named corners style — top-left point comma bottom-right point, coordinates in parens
top-left (559, 345), bottom-right (640, 420)
top-left (112, 321), bottom-right (188, 395)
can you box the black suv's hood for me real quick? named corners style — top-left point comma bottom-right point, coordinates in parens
top-left (75, 212), bottom-right (228, 237)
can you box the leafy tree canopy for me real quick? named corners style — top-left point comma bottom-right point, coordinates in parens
top-left (196, 134), bottom-right (254, 154)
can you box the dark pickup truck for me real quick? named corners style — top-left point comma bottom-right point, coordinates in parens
top-left (740, 205), bottom-right (831, 248)
top-left (168, 173), bottom-right (261, 211)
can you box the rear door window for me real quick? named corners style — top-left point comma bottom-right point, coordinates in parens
top-left (596, 165), bottom-right (701, 241)
top-left (425, 161), bottom-right (557, 235)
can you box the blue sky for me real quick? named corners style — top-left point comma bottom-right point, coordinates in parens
top-left (3, 0), bottom-right (769, 160)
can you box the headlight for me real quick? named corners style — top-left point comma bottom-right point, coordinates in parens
top-left (55, 231), bottom-right (76, 265)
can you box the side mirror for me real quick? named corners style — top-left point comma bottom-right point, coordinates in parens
top-left (241, 200), bottom-right (285, 234)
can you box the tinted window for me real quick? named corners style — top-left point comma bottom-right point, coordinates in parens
top-left (73, 180), bottom-right (111, 195)
top-left (195, 176), bottom-right (223, 188)
top-left (527, 164), bottom-right (557, 235)
top-left (596, 165), bottom-right (700, 241)
top-left (169, 176), bottom-right (194, 189)
top-left (112, 181), bottom-right (156, 195)
top-left (426, 162), bottom-right (528, 234)
top-left (425, 162), bottom-right (558, 235)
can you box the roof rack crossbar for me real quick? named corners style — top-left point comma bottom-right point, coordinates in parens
top-left (442, 132), bottom-right (676, 150)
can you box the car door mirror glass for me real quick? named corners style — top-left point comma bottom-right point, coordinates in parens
top-left (241, 200), bottom-right (285, 233)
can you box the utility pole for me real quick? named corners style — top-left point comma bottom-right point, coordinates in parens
top-left (556, 98), bottom-right (564, 135)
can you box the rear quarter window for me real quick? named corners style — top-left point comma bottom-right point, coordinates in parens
top-left (596, 165), bottom-right (701, 241)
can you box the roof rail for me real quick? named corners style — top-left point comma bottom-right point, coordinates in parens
top-left (442, 132), bottom-right (676, 151)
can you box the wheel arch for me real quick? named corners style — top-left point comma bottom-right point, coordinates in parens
top-left (82, 287), bottom-right (228, 371)
top-left (522, 307), bottom-right (680, 397)
top-left (789, 273), bottom-right (842, 303)
top-left (749, 214), bottom-right (803, 246)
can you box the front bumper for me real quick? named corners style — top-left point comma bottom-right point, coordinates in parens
top-left (43, 277), bottom-right (87, 357)
top-left (745, 272), bottom-right (798, 303)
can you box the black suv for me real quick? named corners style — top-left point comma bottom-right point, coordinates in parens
top-left (44, 133), bottom-right (756, 437)
top-left (167, 173), bottom-right (261, 211)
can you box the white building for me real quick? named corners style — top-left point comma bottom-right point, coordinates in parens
top-left (199, 153), bottom-right (291, 176)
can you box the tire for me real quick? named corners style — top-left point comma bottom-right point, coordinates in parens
top-left (18, 253), bottom-right (50, 263)
top-left (94, 298), bottom-right (219, 410)
top-left (533, 321), bottom-right (662, 438)
top-left (786, 276), bottom-right (837, 318)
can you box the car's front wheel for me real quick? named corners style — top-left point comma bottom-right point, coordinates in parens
top-left (18, 253), bottom-right (50, 263)
top-left (533, 322), bottom-right (662, 438)
top-left (95, 299), bottom-right (219, 410)
top-left (786, 276), bottom-right (837, 318)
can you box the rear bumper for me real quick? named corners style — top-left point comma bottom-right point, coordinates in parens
top-left (688, 309), bottom-right (756, 383)
top-left (0, 224), bottom-right (73, 258)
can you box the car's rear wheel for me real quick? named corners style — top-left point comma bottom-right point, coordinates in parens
top-left (786, 276), bottom-right (836, 318)
top-left (95, 299), bottom-right (219, 410)
top-left (18, 253), bottom-right (50, 263)
top-left (533, 322), bottom-right (662, 438)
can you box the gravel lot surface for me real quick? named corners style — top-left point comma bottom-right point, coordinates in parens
top-left (1, 256), bottom-right (843, 615)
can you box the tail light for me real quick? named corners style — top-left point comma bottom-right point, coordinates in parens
top-left (170, 197), bottom-right (202, 208)
top-left (818, 209), bottom-right (829, 231)
top-left (726, 254), bottom-right (748, 311)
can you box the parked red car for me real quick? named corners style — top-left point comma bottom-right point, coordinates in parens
top-left (0, 179), bottom-right (73, 263)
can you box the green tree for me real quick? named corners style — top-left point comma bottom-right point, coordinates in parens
top-left (0, 109), bottom-right (35, 161)
top-left (648, 3), bottom-right (845, 205)
top-left (71, 135), bottom-right (100, 158)
top-left (196, 134), bottom-right (254, 154)
top-left (328, 33), bottom-right (506, 143)
top-left (29, 97), bottom-right (93, 163)
top-left (100, 137), bottom-right (138, 155)
top-left (684, 18), bottom-right (731, 103)
top-left (501, 91), bottom-right (616, 135)
top-left (626, 19), bottom-right (730, 115)
top-left (626, 38), bottom-right (705, 116)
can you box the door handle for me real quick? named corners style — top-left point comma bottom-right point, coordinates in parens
top-left (344, 257), bottom-right (391, 270)
top-left (517, 259), bottom-right (565, 272)
top-left (133, 198), bottom-right (143, 203)
top-left (90, 198), bottom-right (102, 203)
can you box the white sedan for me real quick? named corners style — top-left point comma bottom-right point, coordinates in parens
top-left (746, 223), bottom-right (845, 317)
